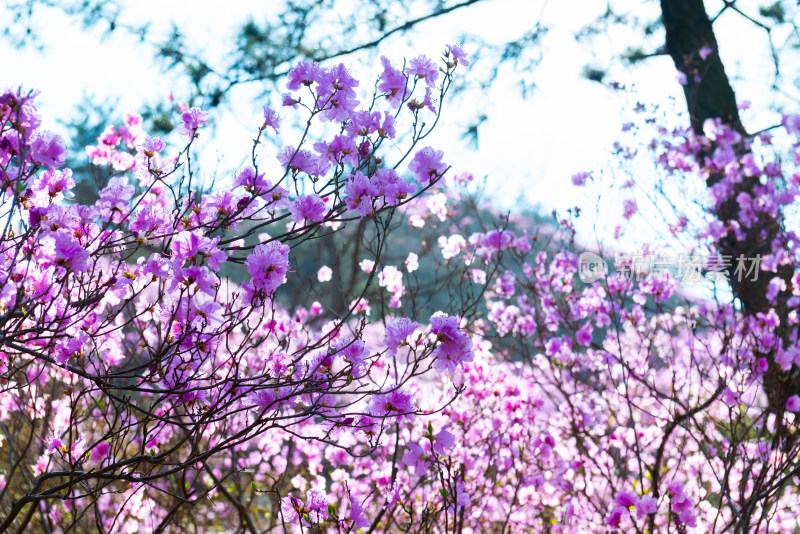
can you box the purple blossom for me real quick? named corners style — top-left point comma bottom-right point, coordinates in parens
top-left (30, 130), bottom-right (67, 169)
top-left (783, 113), bottom-right (800, 136)
top-left (430, 313), bottom-right (474, 373)
top-left (289, 194), bottom-right (326, 223)
top-left (349, 496), bottom-right (370, 528)
top-left (615, 491), bottom-right (638, 508)
top-left (576, 322), bottom-right (593, 346)
top-left (622, 198), bottom-right (637, 219)
top-left (384, 481), bottom-right (402, 509)
top-left (369, 388), bottom-right (415, 420)
top-left (89, 442), bottom-right (110, 462)
top-left (54, 330), bottom-right (88, 363)
top-left (277, 146), bottom-right (324, 175)
top-left (179, 107), bottom-right (209, 137)
top-left (53, 229), bottom-right (89, 272)
top-left (636, 496), bottom-right (658, 519)
top-left (571, 171), bottom-right (591, 186)
top-left (332, 337), bottom-right (369, 377)
top-left (406, 55), bottom-right (439, 88)
top-left (33, 169), bottom-right (75, 200)
top-left (97, 177), bottom-right (135, 223)
top-left (432, 426), bottom-right (455, 456)
top-left (315, 64), bottom-right (360, 122)
top-left (346, 110), bottom-right (382, 137)
top-left (130, 206), bottom-right (168, 237)
top-left (604, 505), bottom-right (626, 528)
top-left (402, 442), bottom-right (430, 476)
top-left (169, 265), bottom-right (218, 296)
top-left (345, 171), bottom-right (379, 217)
top-left (45, 435), bottom-right (65, 455)
top-left (379, 56), bottom-right (408, 107)
top-left (374, 168), bottom-right (415, 205)
top-left (280, 493), bottom-right (303, 524)
top-left (139, 136), bottom-right (165, 156)
top-left (171, 231), bottom-right (227, 271)
top-left (245, 241), bottom-right (291, 296)
top-left (446, 44), bottom-right (470, 66)
top-left (315, 134), bottom-right (358, 166)
top-left (385, 317), bottom-right (419, 355)
top-left (452, 481), bottom-right (470, 510)
top-left (408, 147), bottom-right (447, 186)
top-left (286, 61), bottom-right (321, 90)
top-left (281, 92), bottom-right (299, 108)
top-left (262, 105), bottom-right (280, 134)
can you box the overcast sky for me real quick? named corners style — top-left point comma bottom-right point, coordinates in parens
top-left (3, 0), bottom-right (798, 252)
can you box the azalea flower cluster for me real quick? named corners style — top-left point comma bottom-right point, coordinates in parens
top-left (0, 46), bottom-right (481, 532)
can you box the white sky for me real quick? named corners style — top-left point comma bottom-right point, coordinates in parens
top-left (2, 0), bottom-right (798, 252)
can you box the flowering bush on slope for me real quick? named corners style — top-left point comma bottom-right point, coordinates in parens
top-left (4, 41), bottom-right (800, 533)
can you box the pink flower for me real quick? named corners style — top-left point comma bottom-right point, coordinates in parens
top-left (33, 169), bottom-right (75, 201)
top-left (787, 395), bottom-right (800, 412)
top-left (232, 166), bottom-right (270, 193)
top-left (139, 136), bottom-right (165, 157)
top-left (46, 435), bottom-right (65, 455)
top-left (452, 481), bottom-right (470, 510)
top-left (280, 493), bottom-right (303, 524)
top-left (317, 265), bottom-right (332, 282)
top-left (783, 114), bottom-right (800, 136)
top-left (432, 426), bottom-right (455, 456)
top-left (97, 176), bottom-right (135, 223)
top-left (305, 489), bottom-right (328, 521)
top-left (699, 46), bottom-right (713, 61)
top-left (171, 230), bottom-right (227, 271)
top-left (345, 171), bottom-right (379, 217)
top-left (384, 481), bottom-right (403, 509)
top-left (90, 442), bottom-right (110, 462)
top-left (615, 491), bottom-right (637, 508)
top-left (374, 168), bottom-right (415, 205)
top-left (405, 252), bottom-right (419, 272)
top-left (332, 337), bottom-right (369, 376)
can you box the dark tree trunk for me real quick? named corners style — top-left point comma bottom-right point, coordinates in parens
top-left (659, 0), bottom-right (798, 526)
top-left (661, 0), bottom-right (793, 345)
top-left (660, 0), bottom-right (743, 134)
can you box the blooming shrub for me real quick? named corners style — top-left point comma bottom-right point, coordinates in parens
top-left (3, 41), bottom-right (800, 534)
